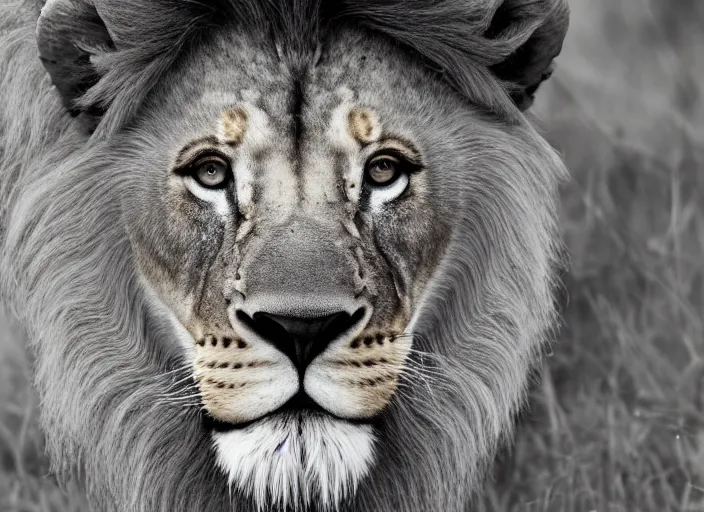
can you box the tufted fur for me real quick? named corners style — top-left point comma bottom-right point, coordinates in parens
top-left (0, 0), bottom-right (569, 511)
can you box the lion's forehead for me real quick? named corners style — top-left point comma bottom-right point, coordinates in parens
top-left (130, 25), bottom-right (449, 256)
top-left (172, 63), bottom-right (397, 222)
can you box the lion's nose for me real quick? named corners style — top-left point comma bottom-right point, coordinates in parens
top-left (236, 308), bottom-right (366, 369)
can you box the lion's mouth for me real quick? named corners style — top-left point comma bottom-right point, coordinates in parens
top-left (201, 390), bottom-right (362, 432)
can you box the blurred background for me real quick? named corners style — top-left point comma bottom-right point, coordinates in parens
top-left (2, 0), bottom-right (703, 510)
top-left (482, 0), bottom-right (704, 510)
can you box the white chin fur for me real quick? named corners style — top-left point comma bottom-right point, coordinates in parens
top-left (213, 414), bottom-right (376, 511)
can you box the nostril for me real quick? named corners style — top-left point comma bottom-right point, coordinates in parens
top-left (235, 310), bottom-right (289, 344)
top-left (336, 307), bottom-right (366, 338)
top-left (235, 307), bottom-right (367, 369)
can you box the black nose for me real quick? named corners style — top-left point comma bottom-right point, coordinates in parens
top-left (236, 308), bottom-right (365, 369)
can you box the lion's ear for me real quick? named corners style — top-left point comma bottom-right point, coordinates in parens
top-left (36, 0), bottom-right (116, 126)
top-left (36, 0), bottom-right (212, 135)
top-left (487, 0), bottom-right (569, 110)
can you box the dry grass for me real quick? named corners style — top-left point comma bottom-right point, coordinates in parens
top-left (1, 0), bottom-right (703, 510)
top-left (0, 316), bottom-right (87, 511)
top-left (480, 1), bottom-right (704, 510)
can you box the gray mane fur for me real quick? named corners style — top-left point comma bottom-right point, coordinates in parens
top-left (0, 0), bottom-right (568, 510)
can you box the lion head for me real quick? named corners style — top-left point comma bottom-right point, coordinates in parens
top-left (0, 0), bottom-right (568, 510)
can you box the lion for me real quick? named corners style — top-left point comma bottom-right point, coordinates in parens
top-left (0, 0), bottom-right (569, 510)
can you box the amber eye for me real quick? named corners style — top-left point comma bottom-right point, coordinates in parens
top-left (192, 156), bottom-right (230, 189)
top-left (364, 155), bottom-right (402, 186)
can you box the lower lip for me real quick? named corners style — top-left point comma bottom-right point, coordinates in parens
top-left (202, 392), bottom-right (327, 432)
top-left (202, 392), bottom-right (383, 432)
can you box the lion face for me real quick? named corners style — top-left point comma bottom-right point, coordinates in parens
top-left (10, 1), bottom-right (570, 510)
top-left (120, 30), bottom-right (452, 506)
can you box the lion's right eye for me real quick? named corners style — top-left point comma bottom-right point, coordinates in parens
top-left (192, 156), bottom-right (231, 189)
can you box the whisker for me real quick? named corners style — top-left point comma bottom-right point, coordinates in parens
top-left (156, 398), bottom-right (204, 409)
top-left (398, 368), bottom-right (439, 391)
top-left (403, 359), bottom-right (446, 378)
top-left (393, 379), bottom-right (442, 404)
top-left (158, 388), bottom-right (201, 397)
top-left (149, 362), bottom-right (193, 379)
top-left (397, 362), bottom-right (455, 394)
top-left (158, 385), bottom-right (200, 400)
top-left (165, 373), bottom-right (199, 390)
top-left (153, 402), bottom-right (204, 416)
top-left (156, 392), bottom-right (203, 402)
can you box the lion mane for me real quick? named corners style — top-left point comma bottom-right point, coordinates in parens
top-left (0, 0), bottom-right (569, 511)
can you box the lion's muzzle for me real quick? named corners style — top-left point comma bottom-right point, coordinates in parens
top-left (191, 216), bottom-right (412, 426)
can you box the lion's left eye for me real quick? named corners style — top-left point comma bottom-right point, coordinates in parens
top-left (192, 157), bottom-right (230, 189)
top-left (364, 155), bottom-right (402, 187)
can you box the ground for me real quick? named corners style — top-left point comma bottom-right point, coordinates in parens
top-left (1, 0), bottom-right (703, 510)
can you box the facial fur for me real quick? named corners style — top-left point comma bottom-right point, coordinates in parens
top-left (0, 1), bottom-right (569, 511)
top-left (122, 32), bottom-right (443, 506)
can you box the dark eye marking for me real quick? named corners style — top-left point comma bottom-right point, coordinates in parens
top-left (174, 136), bottom-right (220, 167)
